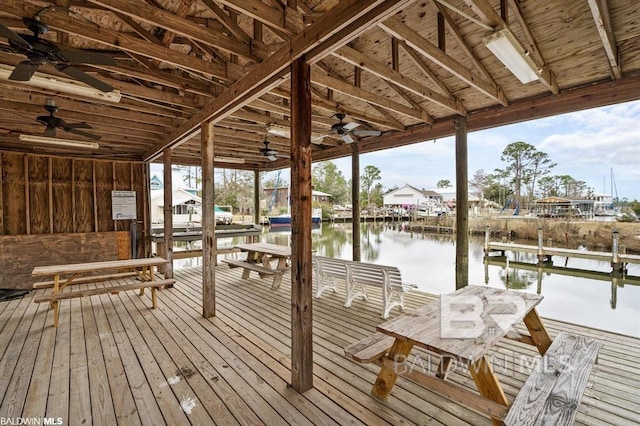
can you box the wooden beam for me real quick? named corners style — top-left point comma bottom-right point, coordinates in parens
top-left (87, 0), bottom-right (264, 60)
top-left (216, 0), bottom-right (303, 36)
top-left (430, 1), bottom-right (494, 83)
top-left (290, 56), bottom-right (313, 393)
top-left (202, 121), bottom-right (216, 318)
top-left (5, 1), bottom-right (232, 82)
top-left (587, 0), bottom-right (621, 79)
top-left (144, 0), bottom-right (413, 161)
top-left (333, 45), bottom-right (464, 115)
top-left (506, 0), bottom-right (559, 93)
top-left (461, 0), bottom-right (501, 27)
top-left (200, 0), bottom-right (252, 44)
top-left (312, 72), bottom-right (432, 122)
top-left (379, 16), bottom-right (508, 106)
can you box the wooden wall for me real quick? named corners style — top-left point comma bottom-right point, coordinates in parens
top-left (1, 231), bottom-right (130, 289)
top-left (0, 152), bottom-right (150, 288)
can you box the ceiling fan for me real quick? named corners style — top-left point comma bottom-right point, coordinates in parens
top-left (35, 99), bottom-right (101, 140)
top-left (0, 17), bottom-right (116, 92)
top-left (325, 113), bottom-right (381, 143)
top-left (260, 140), bottom-right (288, 161)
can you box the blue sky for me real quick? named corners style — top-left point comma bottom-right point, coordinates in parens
top-left (327, 99), bottom-right (640, 201)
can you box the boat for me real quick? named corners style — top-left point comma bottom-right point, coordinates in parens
top-left (269, 208), bottom-right (323, 226)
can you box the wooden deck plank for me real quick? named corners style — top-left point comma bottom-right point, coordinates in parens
top-left (0, 302), bottom-right (47, 419)
top-left (99, 283), bottom-right (198, 425)
top-left (92, 282), bottom-right (142, 425)
top-left (82, 283), bottom-right (118, 425)
top-left (94, 280), bottom-right (166, 425)
top-left (1, 265), bottom-right (639, 425)
top-left (0, 294), bottom-right (41, 404)
top-left (183, 268), bottom-right (482, 426)
top-left (109, 285), bottom-right (224, 426)
top-left (68, 296), bottom-right (92, 425)
top-left (116, 280), bottom-right (273, 425)
top-left (41, 303), bottom-right (71, 423)
top-left (21, 308), bottom-right (56, 420)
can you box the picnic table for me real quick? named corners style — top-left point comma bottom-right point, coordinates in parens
top-left (32, 257), bottom-right (174, 327)
top-left (222, 242), bottom-right (291, 289)
top-left (346, 285), bottom-right (601, 425)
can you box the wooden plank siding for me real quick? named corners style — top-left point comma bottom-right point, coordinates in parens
top-left (0, 264), bottom-right (638, 425)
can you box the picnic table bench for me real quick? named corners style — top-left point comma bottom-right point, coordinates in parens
top-left (344, 285), bottom-right (600, 425)
top-left (222, 242), bottom-right (290, 290)
top-left (313, 255), bottom-right (417, 318)
top-left (32, 257), bottom-right (174, 327)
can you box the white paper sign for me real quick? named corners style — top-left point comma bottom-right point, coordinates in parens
top-left (112, 190), bottom-right (137, 220)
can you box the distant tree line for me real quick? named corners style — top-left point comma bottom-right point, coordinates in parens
top-left (170, 140), bottom-right (640, 217)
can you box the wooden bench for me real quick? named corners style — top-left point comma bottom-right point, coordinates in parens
top-left (33, 271), bottom-right (139, 289)
top-left (313, 255), bottom-right (349, 298)
top-left (34, 279), bottom-right (176, 309)
top-left (504, 331), bottom-right (601, 426)
top-left (344, 331), bottom-right (395, 363)
top-left (222, 258), bottom-right (280, 276)
top-left (312, 255), bottom-right (417, 318)
top-left (346, 261), bottom-right (417, 318)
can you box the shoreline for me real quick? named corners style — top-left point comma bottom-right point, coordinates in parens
top-left (407, 216), bottom-right (640, 254)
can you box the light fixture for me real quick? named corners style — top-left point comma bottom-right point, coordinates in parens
top-left (482, 29), bottom-right (539, 84)
top-left (267, 123), bottom-right (324, 140)
top-left (214, 156), bottom-right (245, 164)
top-left (19, 134), bottom-right (100, 150)
top-left (0, 64), bottom-right (121, 103)
top-left (266, 124), bottom-right (290, 138)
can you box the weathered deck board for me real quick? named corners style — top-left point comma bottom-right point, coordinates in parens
top-left (0, 266), bottom-right (638, 425)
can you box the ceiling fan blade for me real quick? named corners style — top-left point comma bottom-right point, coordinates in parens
top-left (57, 65), bottom-right (114, 92)
top-left (36, 115), bottom-right (51, 126)
top-left (353, 129), bottom-right (381, 137)
top-left (343, 122), bottom-right (360, 131)
top-left (267, 155), bottom-right (277, 161)
top-left (341, 133), bottom-right (355, 144)
top-left (43, 127), bottom-right (56, 137)
top-left (66, 128), bottom-right (101, 140)
top-left (0, 21), bottom-right (32, 49)
top-left (60, 49), bottom-right (117, 66)
top-left (9, 61), bottom-right (38, 81)
top-left (65, 122), bottom-right (93, 130)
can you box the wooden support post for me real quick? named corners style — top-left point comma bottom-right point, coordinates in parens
top-left (455, 116), bottom-right (468, 290)
top-left (254, 170), bottom-right (260, 225)
top-left (163, 148), bottom-right (174, 281)
top-left (351, 143), bottom-right (361, 261)
top-left (202, 121), bottom-right (216, 318)
top-left (290, 57), bottom-right (313, 392)
top-left (484, 225), bottom-right (490, 253)
top-left (537, 226), bottom-right (544, 264)
top-left (612, 229), bottom-right (620, 271)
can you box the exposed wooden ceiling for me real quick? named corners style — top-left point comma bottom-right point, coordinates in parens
top-left (0, 0), bottom-right (639, 170)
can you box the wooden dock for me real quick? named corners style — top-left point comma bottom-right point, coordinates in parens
top-left (1, 265), bottom-right (639, 425)
top-left (486, 241), bottom-right (640, 265)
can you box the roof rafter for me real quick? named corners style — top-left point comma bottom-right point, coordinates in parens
top-left (379, 16), bottom-right (508, 106)
top-left (586, 0), bottom-right (621, 79)
top-left (144, 0), bottom-right (416, 161)
top-left (5, 1), bottom-right (234, 83)
top-left (332, 45), bottom-right (464, 115)
top-left (87, 0), bottom-right (266, 60)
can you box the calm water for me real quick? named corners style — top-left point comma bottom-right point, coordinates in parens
top-left (178, 222), bottom-right (640, 337)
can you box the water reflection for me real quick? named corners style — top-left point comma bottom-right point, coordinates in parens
top-left (297, 223), bottom-right (640, 337)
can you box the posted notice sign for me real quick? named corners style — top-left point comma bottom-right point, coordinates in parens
top-left (112, 190), bottom-right (137, 220)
